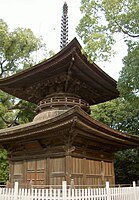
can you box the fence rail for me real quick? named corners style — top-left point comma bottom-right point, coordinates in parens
top-left (0, 181), bottom-right (139, 200)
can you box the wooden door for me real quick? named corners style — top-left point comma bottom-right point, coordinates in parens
top-left (26, 159), bottom-right (45, 185)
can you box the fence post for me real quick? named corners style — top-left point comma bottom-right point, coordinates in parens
top-left (70, 179), bottom-right (75, 189)
top-left (106, 182), bottom-right (110, 200)
top-left (14, 182), bottom-right (18, 200)
top-left (133, 181), bottom-right (137, 200)
top-left (62, 181), bottom-right (67, 200)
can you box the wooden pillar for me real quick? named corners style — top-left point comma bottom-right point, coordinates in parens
top-left (83, 158), bottom-right (86, 185)
top-left (46, 157), bottom-right (50, 185)
top-left (112, 160), bottom-right (115, 185)
top-left (101, 161), bottom-right (105, 186)
top-left (65, 155), bottom-right (72, 185)
top-left (9, 161), bottom-right (14, 186)
top-left (23, 160), bottom-right (27, 186)
top-left (44, 159), bottom-right (47, 185)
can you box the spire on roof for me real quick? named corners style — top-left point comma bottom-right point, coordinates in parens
top-left (60, 2), bottom-right (68, 49)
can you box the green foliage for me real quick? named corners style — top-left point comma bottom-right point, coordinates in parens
top-left (91, 98), bottom-right (139, 135)
top-left (15, 100), bottom-right (37, 124)
top-left (118, 41), bottom-right (139, 106)
top-left (0, 91), bottom-right (14, 128)
top-left (0, 95), bottom-right (37, 127)
top-left (0, 149), bottom-right (9, 184)
top-left (115, 149), bottom-right (139, 184)
top-left (76, 0), bottom-right (114, 61)
top-left (0, 19), bottom-right (43, 77)
top-left (76, 0), bottom-right (139, 61)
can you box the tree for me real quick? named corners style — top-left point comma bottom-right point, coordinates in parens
top-left (91, 98), bottom-right (139, 135)
top-left (76, 0), bottom-right (139, 61)
top-left (0, 19), bottom-right (43, 77)
top-left (91, 98), bottom-right (139, 138)
top-left (115, 149), bottom-right (139, 184)
top-left (117, 41), bottom-right (139, 106)
top-left (0, 149), bottom-right (9, 184)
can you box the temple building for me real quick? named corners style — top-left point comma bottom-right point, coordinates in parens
top-left (0, 2), bottom-right (139, 187)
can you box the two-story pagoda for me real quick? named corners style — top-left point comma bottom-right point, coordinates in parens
top-left (0, 37), bottom-right (139, 187)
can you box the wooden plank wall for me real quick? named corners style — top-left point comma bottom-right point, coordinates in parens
top-left (49, 157), bottom-right (65, 185)
top-left (10, 156), bottom-right (115, 186)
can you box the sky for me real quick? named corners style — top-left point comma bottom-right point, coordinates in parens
top-left (0, 0), bottom-right (127, 80)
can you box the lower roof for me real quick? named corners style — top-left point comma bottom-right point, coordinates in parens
top-left (0, 106), bottom-right (138, 153)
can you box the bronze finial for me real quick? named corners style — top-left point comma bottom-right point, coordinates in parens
top-left (60, 2), bottom-right (69, 49)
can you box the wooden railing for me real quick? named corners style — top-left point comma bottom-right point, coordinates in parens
top-left (38, 96), bottom-right (89, 111)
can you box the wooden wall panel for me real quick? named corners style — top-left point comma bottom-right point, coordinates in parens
top-left (103, 161), bottom-right (115, 185)
top-left (50, 177), bottom-right (65, 186)
top-left (71, 157), bottom-right (83, 173)
top-left (85, 159), bottom-right (101, 175)
top-left (49, 158), bottom-right (66, 185)
top-left (70, 157), bottom-right (83, 186)
top-left (36, 160), bottom-right (45, 170)
top-left (72, 177), bottom-right (83, 186)
top-left (70, 158), bottom-right (114, 187)
top-left (14, 162), bottom-right (23, 175)
top-left (104, 161), bottom-right (113, 176)
top-left (85, 159), bottom-right (102, 186)
top-left (86, 177), bottom-right (102, 186)
top-left (49, 158), bottom-right (65, 173)
top-left (12, 161), bottom-right (24, 186)
top-left (27, 160), bottom-right (35, 171)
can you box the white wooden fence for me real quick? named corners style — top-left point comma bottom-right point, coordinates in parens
top-left (0, 181), bottom-right (139, 200)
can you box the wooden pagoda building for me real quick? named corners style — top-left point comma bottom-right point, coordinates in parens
top-left (0, 38), bottom-right (139, 187)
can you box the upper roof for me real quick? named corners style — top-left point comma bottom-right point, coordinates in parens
top-left (0, 38), bottom-right (119, 105)
top-left (0, 106), bottom-right (138, 152)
